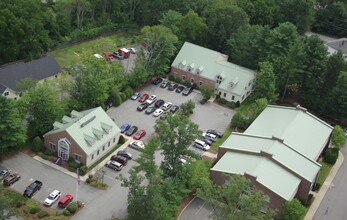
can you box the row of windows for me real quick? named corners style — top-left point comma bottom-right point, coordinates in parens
top-left (180, 75), bottom-right (203, 86)
top-left (90, 137), bottom-right (116, 160)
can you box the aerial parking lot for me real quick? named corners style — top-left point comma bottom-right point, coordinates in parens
top-left (107, 82), bottom-right (234, 154)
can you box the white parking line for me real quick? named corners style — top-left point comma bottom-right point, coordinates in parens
top-left (194, 201), bottom-right (206, 215)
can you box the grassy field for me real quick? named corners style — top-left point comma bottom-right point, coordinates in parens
top-left (317, 161), bottom-right (333, 187)
top-left (50, 33), bottom-right (141, 68)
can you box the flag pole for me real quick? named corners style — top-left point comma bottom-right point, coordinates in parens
top-left (76, 168), bottom-right (79, 202)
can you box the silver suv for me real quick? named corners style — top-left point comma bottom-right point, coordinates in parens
top-left (105, 160), bottom-right (123, 171)
top-left (161, 102), bottom-right (172, 111)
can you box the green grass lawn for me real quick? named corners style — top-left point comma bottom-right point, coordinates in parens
top-left (212, 127), bottom-right (233, 151)
top-left (50, 33), bottom-right (141, 68)
top-left (317, 161), bottom-right (333, 187)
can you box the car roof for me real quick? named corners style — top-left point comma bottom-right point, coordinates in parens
top-left (50, 190), bottom-right (60, 196)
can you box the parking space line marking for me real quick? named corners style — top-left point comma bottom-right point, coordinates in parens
top-left (194, 201), bottom-right (206, 215)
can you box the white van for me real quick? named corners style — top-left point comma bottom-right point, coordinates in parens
top-left (193, 139), bottom-right (210, 151)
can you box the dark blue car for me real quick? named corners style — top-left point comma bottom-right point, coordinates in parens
top-left (120, 123), bottom-right (131, 133)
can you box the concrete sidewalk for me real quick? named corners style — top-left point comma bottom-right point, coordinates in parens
top-left (33, 136), bottom-right (132, 182)
top-left (304, 151), bottom-right (344, 220)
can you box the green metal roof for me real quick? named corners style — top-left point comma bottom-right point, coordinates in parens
top-left (44, 107), bottom-right (120, 155)
top-left (171, 42), bottom-right (256, 95)
top-left (211, 152), bottom-right (301, 200)
top-left (245, 105), bottom-right (333, 160)
top-left (221, 133), bottom-right (321, 182)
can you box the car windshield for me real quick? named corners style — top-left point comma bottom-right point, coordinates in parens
top-left (48, 195), bottom-right (56, 200)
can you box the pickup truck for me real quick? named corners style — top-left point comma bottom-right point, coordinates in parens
top-left (23, 180), bottom-right (43, 198)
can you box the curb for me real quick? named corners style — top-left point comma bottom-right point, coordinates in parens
top-left (304, 151), bottom-right (344, 220)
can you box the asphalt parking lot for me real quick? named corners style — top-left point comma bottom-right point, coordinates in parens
top-left (179, 197), bottom-right (214, 220)
top-left (107, 83), bottom-right (234, 154)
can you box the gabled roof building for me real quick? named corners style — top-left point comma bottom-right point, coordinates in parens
top-left (170, 42), bottom-right (256, 103)
top-left (43, 107), bottom-right (120, 167)
top-left (211, 105), bottom-right (333, 213)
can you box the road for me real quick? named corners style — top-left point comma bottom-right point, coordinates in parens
top-left (313, 145), bottom-right (347, 220)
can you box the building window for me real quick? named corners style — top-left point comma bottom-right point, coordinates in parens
top-left (4, 92), bottom-right (9, 96)
top-left (91, 154), bottom-right (94, 160)
top-left (248, 81), bottom-right (251, 86)
top-left (113, 138), bottom-right (116, 143)
top-left (232, 95), bottom-right (235, 100)
top-left (219, 91), bottom-right (221, 95)
top-left (103, 146), bottom-right (105, 151)
top-left (199, 81), bottom-right (203, 86)
top-left (75, 154), bottom-right (81, 162)
top-left (108, 142), bottom-right (110, 147)
top-left (242, 95), bottom-right (245, 100)
top-left (49, 142), bottom-right (56, 151)
top-left (97, 150), bottom-right (100, 155)
top-left (190, 78), bottom-right (194, 83)
top-left (245, 87), bottom-right (247, 90)
top-left (188, 67), bottom-right (192, 72)
top-left (182, 75), bottom-right (186, 80)
top-left (223, 92), bottom-right (226, 97)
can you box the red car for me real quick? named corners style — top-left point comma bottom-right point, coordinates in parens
top-left (58, 194), bottom-right (73, 208)
top-left (133, 130), bottom-right (146, 140)
top-left (139, 93), bottom-right (149, 102)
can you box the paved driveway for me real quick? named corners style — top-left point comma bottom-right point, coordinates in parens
top-left (179, 197), bottom-right (214, 220)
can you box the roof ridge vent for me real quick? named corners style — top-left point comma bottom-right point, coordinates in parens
top-left (272, 136), bottom-right (284, 142)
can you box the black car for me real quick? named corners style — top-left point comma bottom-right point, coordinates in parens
top-left (202, 138), bottom-right (213, 146)
top-left (182, 87), bottom-right (193, 96)
top-left (170, 105), bottom-right (179, 113)
top-left (160, 81), bottom-right (169, 88)
top-left (176, 85), bottom-right (184, 93)
top-left (112, 51), bottom-right (124, 60)
top-left (117, 150), bottom-right (133, 160)
top-left (137, 102), bottom-right (149, 111)
top-left (111, 155), bottom-right (128, 166)
top-left (168, 83), bottom-right (178, 91)
top-left (145, 106), bottom-right (157, 114)
top-left (206, 129), bottom-right (224, 138)
top-left (154, 99), bottom-right (165, 108)
top-left (152, 77), bottom-right (163, 85)
top-left (125, 126), bottom-right (138, 136)
top-left (24, 180), bottom-right (43, 198)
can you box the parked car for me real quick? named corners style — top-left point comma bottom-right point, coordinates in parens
top-left (111, 155), bottom-right (128, 166)
top-left (152, 77), bottom-right (163, 85)
top-left (94, 54), bottom-right (103, 59)
top-left (112, 51), bottom-right (124, 60)
top-left (202, 138), bottom-right (213, 146)
top-left (182, 87), bottom-right (194, 96)
top-left (145, 106), bottom-right (157, 114)
top-left (153, 108), bottom-right (164, 117)
top-left (133, 130), bottom-right (146, 140)
top-left (58, 194), bottom-right (74, 208)
top-left (125, 126), bottom-right (138, 136)
top-left (139, 93), bottom-right (149, 102)
top-left (117, 150), bottom-right (133, 160)
top-left (146, 95), bottom-right (157, 104)
top-left (0, 169), bottom-right (10, 180)
top-left (170, 105), bottom-right (179, 113)
top-left (131, 92), bottom-right (141, 100)
top-left (3, 173), bottom-right (20, 186)
top-left (44, 190), bottom-right (61, 206)
top-left (160, 81), bottom-right (169, 88)
top-left (193, 139), bottom-right (210, 151)
top-left (176, 86), bottom-right (184, 93)
top-left (155, 99), bottom-right (165, 108)
top-left (105, 160), bottom-right (123, 171)
top-left (128, 140), bottom-right (145, 150)
top-left (120, 123), bottom-right (131, 133)
top-left (23, 180), bottom-right (43, 198)
top-left (137, 102), bottom-right (150, 111)
top-left (206, 129), bottom-right (224, 138)
top-left (127, 48), bottom-right (137, 54)
top-left (202, 132), bottom-right (217, 142)
top-left (160, 112), bottom-right (171, 120)
top-left (168, 83), bottom-right (178, 91)
top-left (161, 102), bottom-right (173, 111)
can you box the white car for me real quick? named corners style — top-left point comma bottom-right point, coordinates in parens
top-left (161, 102), bottom-right (173, 111)
top-left (146, 95), bottom-right (157, 104)
top-left (127, 48), bottom-right (137, 54)
top-left (93, 54), bottom-right (103, 59)
top-left (153, 108), bottom-right (164, 117)
top-left (44, 190), bottom-right (61, 206)
top-left (193, 139), bottom-right (211, 151)
top-left (128, 140), bottom-right (145, 150)
top-left (202, 132), bottom-right (217, 142)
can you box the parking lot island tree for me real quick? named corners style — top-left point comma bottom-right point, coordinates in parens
top-left (0, 96), bottom-right (26, 160)
top-left (155, 113), bottom-right (200, 178)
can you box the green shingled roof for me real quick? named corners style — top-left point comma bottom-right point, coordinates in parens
top-left (44, 107), bottom-right (120, 156)
top-left (171, 42), bottom-right (255, 95)
top-left (211, 152), bottom-right (301, 200)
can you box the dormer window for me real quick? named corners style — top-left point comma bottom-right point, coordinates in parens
top-left (197, 66), bottom-right (204, 74)
top-left (178, 60), bottom-right (186, 69)
top-left (230, 77), bottom-right (238, 88)
top-left (187, 63), bottom-right (195, 72)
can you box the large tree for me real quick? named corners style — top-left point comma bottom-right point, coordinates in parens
top-left (155, 113), bottom-right (200, 178)
top-left (236, 0), bottom-right (277, 26)
top-left (141, 25), bottom-right (178, 76)
top-left (281, 198), bottom-right (306, 220)
top-left (176, 10), bottom-right (207, 44)
top-left (332, 125), bottom-right (346, 150)
top-left (327, 71), bottom-right (347, 119)
top-left (0, 97), bottom-right (26, 158)
top-left (251, 61), bottom-right (278, 103)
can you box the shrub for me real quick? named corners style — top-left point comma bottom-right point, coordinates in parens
top-left (32, 136), bottom-right (44, 152)
top-left (124, 87), bottom-right (133, 99)
top-left (38, 210), bottom-right (49, 218)
top-left (41, 154), bottom-right (49, 160)
top-left (114, 93), bottom-right (121, 107)
top-left (118, 135), bottom-right (125, 144)
top-left (216, 97), bottom-right (227, 104)
top-left (226, 101), bottom-right (236, 109)
top-left (312, 182), bottom-right (320, 191)
top-left (44, 149), bottom-right (55, 156)
top-left (324, 148), bottom-right (339, 164)
top-left (16, 201), bottom-right (24, 208)
top-left (79, 165), bottom-right (88, 176)
top-left (29, 206), bottom-right (40, 214)
top-left (67, 202), bottom-right (78, 214)
top-left (168, 75), bottom-right (175, 81)
top-left (63, 210), bottom-right (71, 216)
top-left (200, 99), bottom-right (207, 104)
top-left (235, 101), bottom-right (240, 107)
top-left (120, 93), bottom-right (127, 102)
